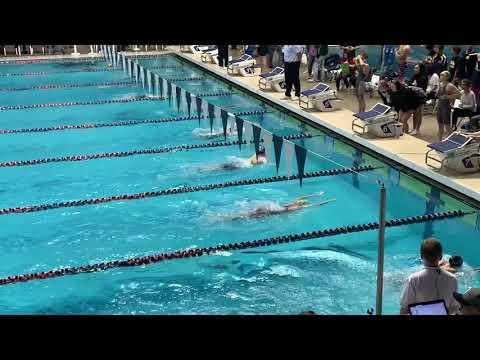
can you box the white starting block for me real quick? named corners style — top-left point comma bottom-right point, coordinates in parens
top-left (227, 54), bottom-right (256, 76)
top-left (200, 46), bottom-right (219, 63)
top-left (180, 45), bottom-right (211, 54)
top-left (425, 132), bottom-right (480, 173)
top-left (352, 103), bottom-right (402, 138)
top-left (258, 67), bottom-right (285, 92)
top-left (299, 83), bottom-right (342, 112)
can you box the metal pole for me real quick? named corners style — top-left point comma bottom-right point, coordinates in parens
top-left (375, 183), bottom-right (387, 315)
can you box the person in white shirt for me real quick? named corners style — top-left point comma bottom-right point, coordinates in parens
top-left (452, 78), bottom-right (477, 129)
top-left (426, 64), bottom-right (440, 100)
top-left (281, 45), bottom-right (304, 101)
top-left (400, 237), bottom-right (459, 315)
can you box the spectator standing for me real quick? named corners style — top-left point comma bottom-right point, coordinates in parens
top-left (271, 45), bottom-right (283, 68)
top-left (408, 85), bottom-right (427, 135)
top-left (452, 79), bottom-right (477, 128)
top-left (315, 44), bottom-right (329, 82)
top-left (305, 45), bottom-right (317, 80)
top-left (217, 45), bottom-right (229, 68)
top-left (256, 45), bottom-right (269, 73)
top-left (436, 71), bottom-right (461, 140)
top-left (336, 57), bottom-right (356, 91)
top-left (449, 46), bottom-right (467, 86)
top-left (354, 51), bottom-right (369, 113)
top-left (426, 64), bottom-right (441, 100)
top-left (409, 63), bottom-right (428, 91)
top-left (281, 45), bottom-right (304, 101)
top-left (471, 54), bottom-right (480, 105)
top-left (396, 45), bottom-right (411, 81)
top-left (465, 47), bottom-right (477, 79)
top-left (340, 44), bottom-right (359, 62)
top-left (400, 238), bottom-right (459, 315)
top-left (432, 45), bottom-right (448, 71)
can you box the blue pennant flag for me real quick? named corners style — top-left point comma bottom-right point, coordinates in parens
top-left (294, 144), bottom-right (307, 187)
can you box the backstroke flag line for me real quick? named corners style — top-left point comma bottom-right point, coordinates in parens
top-left (294, 143), bottom-right (307, 186)
top-left (235, 116), bottom-right (244, 150)
top-left (284, 140), bottom-right (294, 176)
top-left (272, 134), bottom-right (283, 173)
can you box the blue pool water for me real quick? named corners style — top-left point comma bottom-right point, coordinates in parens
top-left (0, 53), bottom-right (479, 315)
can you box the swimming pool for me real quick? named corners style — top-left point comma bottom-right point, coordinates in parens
top-left (0, 52), bottom-right (479, 315)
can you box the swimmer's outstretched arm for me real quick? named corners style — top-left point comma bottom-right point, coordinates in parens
top-left (296, 192), bottom-right (325, 200)
top-left (304, 199), bottom-right (336, 208)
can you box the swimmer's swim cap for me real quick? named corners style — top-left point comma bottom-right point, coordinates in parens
top-left (449, 255), bottom-right (463, 268)
top-left (296, 199), bottom-right (309, 206)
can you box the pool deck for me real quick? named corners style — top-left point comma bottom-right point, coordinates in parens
top-left (176, 49), bottom-right (480, 204)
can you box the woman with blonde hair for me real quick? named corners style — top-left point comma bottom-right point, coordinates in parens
top-left (436, 71), bottom-right (461, 140)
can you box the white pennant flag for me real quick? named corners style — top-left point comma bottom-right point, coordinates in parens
top-left (262, 130), bottom-right (274, 164)
top-left (172, 83), bottom-right (177, 105)
top-left (180, 88), bottom-right (187, 113)
top-left (154, 74), bottom-right (159, 96)
top-left (214, 105), bottom-right (222, 129)
top-left (162, 78), bottom-right (168, 98)
top-left (243, 120), bottom-right (254, 147)
top-left (228, 113), bottom-right (236, 135)
top-left (284, 140), bottom-right (295, 176)
top-left (202, 99), bottom-right (209, 128)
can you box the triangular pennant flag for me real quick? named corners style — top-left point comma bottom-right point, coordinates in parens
top-left (143, 67), bottom-right (148, 89)
top-left (167, 81), bottom-right (172, 106)
top-left (134, 63), bottom-right (139, 83)
top-left (195, 96), bottom-right (202, 125)
top-left (147, 70), bottom-right (152, 94)
top-left (175, 85), bottom-right (182, 112)
top-left (263, 131), bottom-right (274, 164)
top-left (272, 134), bottom-right (283, 174)
top-left (159, 77), bottom-right (165, 98)
top-left (139, 66), bottom-right (145, 88)
top-left (185, 91), bottom-right (192, 117)
top-left (154, 74), bottom-right (159, 97)
top-left (221, 109), bottom-right (229, 141)
top-left (252, 124), bottom-right (262, 160)
top-left (208, 103), bottom-right (215, 133)
top-left (284, 140), bottom-right (295, 177)
top-left (244, 121), bottom-right (253, 146)
top-left (235, 116), bottom-right (244, 150)
top-left (294, 144), bottom-right (307, 187)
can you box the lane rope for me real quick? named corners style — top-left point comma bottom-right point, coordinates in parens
top-left (0, 91), bottom-right (233, 111)
top-left (0, 96), bottom-right (163, 111)
top-left (0, 165), bottom-right (376, 216)
top-left (0, 80), bottom-right (136, 92)
top-left (0, 109), bottom-right (267, 135)
top-left (0, 133), bottom-right (312, 168)
top-left (0, 210), bottom-right (469, 286)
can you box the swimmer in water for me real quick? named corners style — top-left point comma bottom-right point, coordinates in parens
top-left (107, 63), bottom-right (113, 68)
top-left (194, 123), bottom-right (237, 139)
top-left (224, 193), bottom-right (335, 221)
top-left (440, 255), bottom-right (464, 274)
top-left (201, 148), bottom-right (267, 172)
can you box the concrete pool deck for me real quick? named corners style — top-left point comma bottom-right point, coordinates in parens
top-left (175, 49), bottom-right (480, 204)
